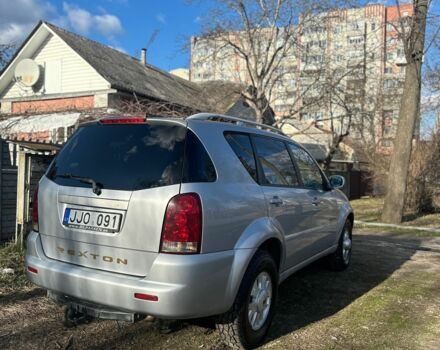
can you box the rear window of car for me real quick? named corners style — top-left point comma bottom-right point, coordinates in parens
top-left (47, 122), bottom-right (215, 191)
top-left (182, 130), bottom-right (216, 183)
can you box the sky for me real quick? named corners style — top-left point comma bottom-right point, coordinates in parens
top-left (0, 0), bottom-right (210, 71)
top-left (1, 0), bottom-right (439, 71)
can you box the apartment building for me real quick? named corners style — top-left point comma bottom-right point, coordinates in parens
top-left (190, 3), bottom-right (414, 150)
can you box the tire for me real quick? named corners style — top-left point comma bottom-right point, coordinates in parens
top-left (328, 220), bottom-right (352, 271)
top-left (216, 250), bottom-right (278, 349)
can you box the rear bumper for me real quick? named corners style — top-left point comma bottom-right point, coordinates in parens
top-left (26, 231), bottom-right (247, 319)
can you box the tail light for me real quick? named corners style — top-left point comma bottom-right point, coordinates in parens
top-left (160, 193), bottom-right (202, 254)
top-left (32, 185), bottom-right (39, 232)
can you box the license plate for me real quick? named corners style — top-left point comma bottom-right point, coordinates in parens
top-left (63, 208), bottom-right (122, 233)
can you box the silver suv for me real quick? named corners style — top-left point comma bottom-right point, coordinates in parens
top-left (26, 113), bottom-right (353, 349)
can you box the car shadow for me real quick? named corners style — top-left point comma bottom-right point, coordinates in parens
top-left (264, 233), bottom-right (420, 343)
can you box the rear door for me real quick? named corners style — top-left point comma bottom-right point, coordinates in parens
top-left (287, 143), bottom-right (339, 253)
top-left (39, 120), bottom-right (187, 277)
top-left (251, 135), bottom-right (319, 269)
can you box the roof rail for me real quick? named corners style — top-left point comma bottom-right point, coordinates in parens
top-left (187, 113), bottom-right (286, 137)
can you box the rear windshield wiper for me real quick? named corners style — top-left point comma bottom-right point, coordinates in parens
top-left (55, 173), bottom-right (103, 196)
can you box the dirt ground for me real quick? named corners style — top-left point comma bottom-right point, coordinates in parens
top-left (1, 230), bottom-right (440, 350)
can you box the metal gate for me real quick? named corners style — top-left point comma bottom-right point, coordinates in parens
top-left (0, 140), bottom-right (18, 241)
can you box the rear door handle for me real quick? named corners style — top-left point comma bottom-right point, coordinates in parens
top-left (269, 196), bottom-right (283, 206)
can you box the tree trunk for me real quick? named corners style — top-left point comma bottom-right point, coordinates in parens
top-left (323, 133), bottom-right (346, 171)
top-left (381, 0), bottom-right (428, 224)
top-left (255, 108), bottom-right (264, 124)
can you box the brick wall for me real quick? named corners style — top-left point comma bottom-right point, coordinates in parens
top-left (386, 3), bottom-right (414, 23)
top-left (8, 131), bottom-right (51, 142)
top-left (11, 95), bottom-right (94, 114)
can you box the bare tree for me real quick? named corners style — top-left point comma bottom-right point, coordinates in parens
top-left (190, 0), bottom-right (398, 169)
top-left (382, 0), bottom-right (430, 223)
top-left (190, 0), bottom-right (359, 123)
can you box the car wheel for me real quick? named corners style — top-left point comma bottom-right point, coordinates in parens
top-left (328, 219), bottom-right (352, 271)
top-left (216, 250), bottom-right (278, 349)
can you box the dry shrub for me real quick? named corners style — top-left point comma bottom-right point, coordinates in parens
top-left (119, 97), bottom-right (197, 118)
top-left (406, 130), bottom-right (440, 213)
top-left (0, 241), bottom-right (29, 289)
top-left (351, 141), bottom-right (391, 196)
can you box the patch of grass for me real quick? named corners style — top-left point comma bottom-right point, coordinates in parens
top-left (403, 212), bottom-right (440, 229)
top-left (272, 270), bottom-right (440, 349)
top-left (351, 196), bottom-right (385, 212)
top-left (355, 223), bottom-right (440, 237)
top-left (0, 241), bottom-right (29, 289)
top-left (350, 197), bottom-right (384, 222)
top-left (351, 197), bottom-right (440, 230)
top-left (333, 271), bottom-right (440, 349)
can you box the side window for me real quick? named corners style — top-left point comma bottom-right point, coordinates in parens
top-left (253, 136), bottom-right (300, 187)
top-left (182, 130), bottom-right (216, 183)
top-left (288, 143), bottom-right (324, 190)
top-left (225, 132), bottom-right (258, 182)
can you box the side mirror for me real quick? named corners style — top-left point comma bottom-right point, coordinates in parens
top-left (329, 175), bottom-right (345, 189)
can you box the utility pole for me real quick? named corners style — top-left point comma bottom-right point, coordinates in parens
top-left (382, 0), bottom-right (429, 223)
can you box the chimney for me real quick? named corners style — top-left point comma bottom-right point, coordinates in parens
top-left (140, 48), bottom-right (146, 65)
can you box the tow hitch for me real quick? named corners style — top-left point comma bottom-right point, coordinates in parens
top-left (64, 306), bottom-right (93, 327)
top-left (48, 291), bottom-right (146, 327)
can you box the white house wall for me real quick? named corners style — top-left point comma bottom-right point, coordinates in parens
top-left (1, 33), bottom-right (109, 100)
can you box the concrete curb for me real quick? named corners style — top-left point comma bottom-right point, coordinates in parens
top-left (354, 220), bottom-right (440, 233)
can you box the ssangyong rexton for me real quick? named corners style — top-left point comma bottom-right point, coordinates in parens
top-left (26, 113), bottom-right (353, 349)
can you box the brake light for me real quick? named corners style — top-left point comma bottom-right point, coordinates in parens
top-left (32, 186), bottom-right (39, 232)
top-left (160, 193), bottom-right (202, 254)
top-left (100, 117), bottom-right (146, 124)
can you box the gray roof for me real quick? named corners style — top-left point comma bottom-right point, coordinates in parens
top-left (196, 80), bottom-right (275, 124)
top-left (45, 22), bottom-right (203, 109)
top-left (196, 80), bottom-right (244, 114)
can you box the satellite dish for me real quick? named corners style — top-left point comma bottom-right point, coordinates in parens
top-left (14, 59), bottom-right (40, 87)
